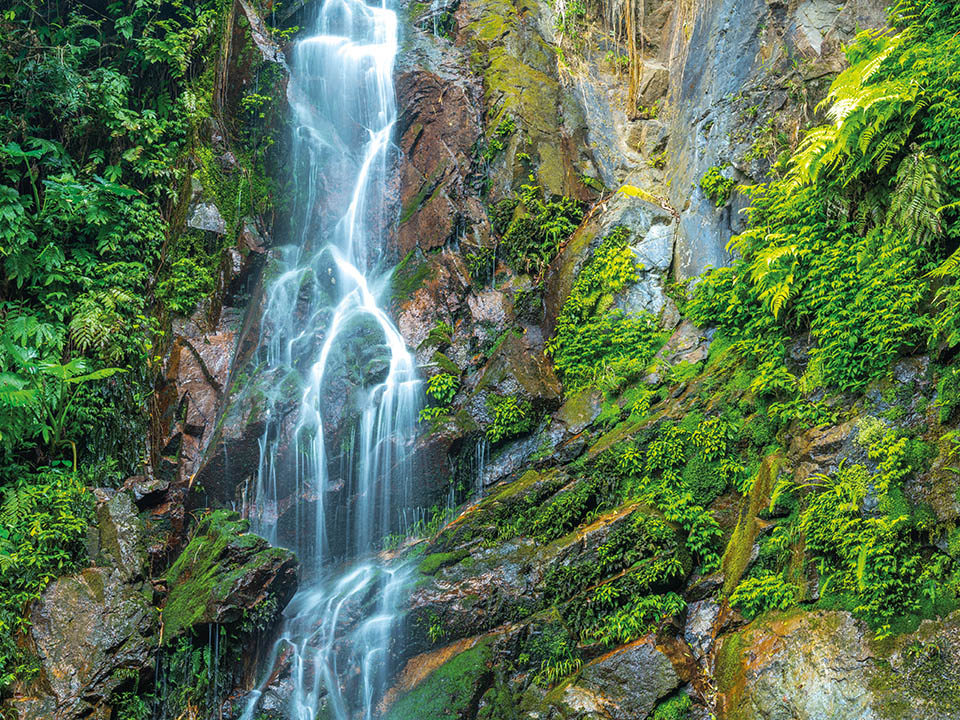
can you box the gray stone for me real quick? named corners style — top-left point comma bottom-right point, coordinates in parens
top-left (793, 0), bottom-right (843, 56)
top-left (577, 637), bottom-right (680, 719)
top-left (187, 201), bottom-right (226, 234)
top-left (633, 222), bottom-right (675, 273)
top-left (93, 491), bottom-right (146, 582)
top-left (29, 568), bottom-right (159, 719)
top-left (685, 599), bottom-right (721, 664)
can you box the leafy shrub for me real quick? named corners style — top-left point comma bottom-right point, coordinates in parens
top-left (499, 181), bottom-right (583, 276)
top-left (156, 256), bottom-right (216, 316)
top-left (482, 115), bottom-right (517, 162)
top-left (0, 470), bottom-right (93, 688)
top-left (783, 422), bottom-right (948, 638)
top-left (700, 165), bottom-right (735, 207)
top-left (547, 226), bottom-right (661, 391)
top-left (426, 373), bottom-right (459, 405)
top-left (486, 395), bottom-right (533, 444)
top-left (729, 571), bottom-right (799, 618)
top-left (686, 0), bottom-right (960, 392)
top-left (528, 621), bottom-right (580, 686)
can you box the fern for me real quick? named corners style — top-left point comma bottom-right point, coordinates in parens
top-left (886, 150), bottom-right (944, 246)
top-left (69, 287), bottom-right (139, 362)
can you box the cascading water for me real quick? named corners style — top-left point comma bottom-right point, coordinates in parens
top-left (239, 0), bottom-right (420, 717)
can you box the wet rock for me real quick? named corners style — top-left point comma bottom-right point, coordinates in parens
top-left (394, 68), bottom-right (487, 256)
top-left (90, 491), bottom-right (147, 582)
top-left (396, 251), bottom-right (471, 366)
top-left (574, 637), bottom-right (681, 719)
top-left (646, 320), bottom-right (712, 383)
top-left (122, 475), bottom-right (170, 509)
top-left (685, 599), bottom-right (721, 665)
top-left (716, 610), bottom-right (960, 720)
top-left (557, 388), bottom-right (603, 435)
top-left (472, 331), bottom-right (561, 412)
top-left (187, 201), bottom-right (227, 234)
top-left (162, 510), bottom-right (298, 641)
top-left (459, 0), bottom-right (595, 200)
top-left (157, 329), bottom-right (235, 488)
top-left (383, 636), bottom-right (495, 720)
top-left (25, 568), bottom-right (158, 720)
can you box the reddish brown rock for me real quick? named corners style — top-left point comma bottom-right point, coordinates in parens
top-left (394, 71), bottom-right (489, 256)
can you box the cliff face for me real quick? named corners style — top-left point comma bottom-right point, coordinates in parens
top-left (379, 0), bottom-right (960, 718)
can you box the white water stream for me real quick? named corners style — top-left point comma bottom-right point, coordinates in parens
top-left (239, 0), bottom-right (419, 717)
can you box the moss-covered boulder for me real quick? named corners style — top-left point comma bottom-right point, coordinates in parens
top-left (162, 510), bottom-right (297, 641)
top-left (383, 637), bottom-right (495, 720)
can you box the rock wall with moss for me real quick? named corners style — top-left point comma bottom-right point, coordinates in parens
top-left (6, 0), bottom-right (960, 717)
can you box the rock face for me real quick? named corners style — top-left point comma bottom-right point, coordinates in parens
top-left (25, 568), bottom-right (158, 720)
top-left (716, 610), bottom-right (960, 720)
top-left (6, 492), bottom-right (158, 720)
top-left (573, 639), bottom-right (681, 719)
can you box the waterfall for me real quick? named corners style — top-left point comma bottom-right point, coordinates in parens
top-left (240, 0), bottom-right (419, 717)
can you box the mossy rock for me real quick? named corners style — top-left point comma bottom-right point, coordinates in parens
top-left (383, 639), bottom-right (494, 720)
top-left (162, 510), bottom-right (298, 641)
top-left (720, 452), bottom-right (785, 598)
top-left (418, 549), bottom-right (470, 576)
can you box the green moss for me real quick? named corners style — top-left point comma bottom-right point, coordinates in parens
top-left (714, 629), bottom-right (746, 712)
top-left (392, 251), bottom-right (434, 303)
top-left (163, 510), bottom-right (285, 642)
top-left (418, 549), bottom-right (469, 576)
top-left (721, 453), bottom-right (783, 597)
top-left (432, 351), bottom-right (461, 375)
top-left (383, 640), bottom-right (493, 720)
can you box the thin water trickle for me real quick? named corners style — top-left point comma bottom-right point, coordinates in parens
top-left (239, 0), bottom-right (419, 717)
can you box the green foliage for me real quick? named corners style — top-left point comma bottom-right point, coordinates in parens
top-left (486, 395), bottom-right (533, 444)
top-left (935, 366), bottom-right (960, 423)
top-left (466, 245), bottom-right (496, 285)
top-left (498, 181), bottom-right (583, 276)
top-left (652, 694), bottom-right (692, 720)
top-left (482, 115), bottom-right (517, 161)
top-left (776, 420), bottom-right (950, 638)
top-left (606, 420), bottom-right (734, 571)
top-left (547, 226), bottom-right (662, 392)
top-left (426, 373), bottom-right (459, 405)
top-left (0, 469), bottom-right (93, 688)
top-left (528, 621), bottom-right (581, 686)
top-left (580, 591), bottom-right (685, 647)
top-left (0, 352), bottom-right (126, 465)
top-left (418, 372), bottom-right (459, 425)
top-left (688, 1), bottom-right (960, 391)
top-left (728, 570), bottom-right (799, 618)
top-left (418, 609), bottom-right (446, 644)
top-left (155, 629), bottom-right (232, 719)
top-left (156, 255), bottom-right (216, 316)
top-left (700, 165), bottom-right (735, 207)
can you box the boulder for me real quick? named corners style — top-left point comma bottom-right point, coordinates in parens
top-left (162, 510), bottom-right (298, 641)
top-left (716, 610), bottom-right (960, 720)
top-left (18, 569), bottom-right (158, 720)
top-left (574, 637), bottom-right (681, 719)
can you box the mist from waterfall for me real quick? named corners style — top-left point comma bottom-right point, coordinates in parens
top-left (239, 0), bottom-right (419, 717)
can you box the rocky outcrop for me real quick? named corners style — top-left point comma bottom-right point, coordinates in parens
top-left (161, 510), bottom-right (298, 641)
top-left (6, 492), bottom-right (158, 720)
top-left (716, 610), bottom-right (960, 720)
top-left (658, 0), bottom-right (889, 277)
top-left (570, 638), bottom-right (682, 719)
